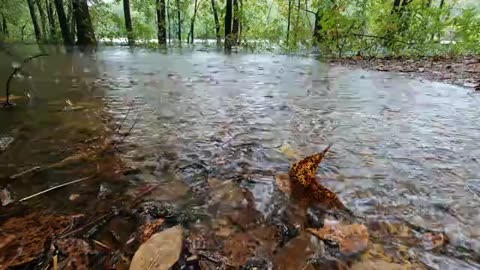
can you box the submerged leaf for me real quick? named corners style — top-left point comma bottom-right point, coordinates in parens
top-left (129, 225), bottom-right (183, 270)
top-left (0, 188), bottom-right (14, 206)
top-left (308, 222), bottom-right (369, 256)
top-left (288, 144), bottom-right (332, 186)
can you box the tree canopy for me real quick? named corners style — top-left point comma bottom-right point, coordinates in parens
top-left (0, 0), bottom-right (479, 56)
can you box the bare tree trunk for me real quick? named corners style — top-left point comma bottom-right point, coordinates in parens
top-left (123, 0), bottom-right (134, 45)
top-left (46, 0), bottom-right (57, 40)
top-left (167, 0), bottom-right (171, 44)
top-left (72, 0), bottom-right (96, 46)
top-left (293, 0), bottom-right (300, 44)
top-left (224, 0), bottom-right (233, 50)
top-left (1, 14), bottom-right (8, 37)
top-left (67, 0), bottom-right (75, 42)
top-left (176, 0), bottom-right (181, 44)
top-left (27, 0), bottom-right (43, 42)
top-left (157, 0), bottom-right (167, 44)
top-left (232, 0), bottom-right (239, 45)
top-left (211, 0), bottom-right (220, 45)
top-left (286, 0), bottom-right (292, 46)
top-left (313, 9), bottom-right (322, 45)
top-left (36, 0), bottom-right (48, 40)
top-left (439, 0), bottom-right (445, 8)
top-left (54, 0), bottom-right (73, 45)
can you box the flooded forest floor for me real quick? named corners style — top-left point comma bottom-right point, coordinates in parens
top-left (1, 46), bottom-right (480, 270)
top-left (333, 55), bottom-right (480, 90)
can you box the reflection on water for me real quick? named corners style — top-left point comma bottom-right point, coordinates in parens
top-left (1, 46), bottom-right (480, 268)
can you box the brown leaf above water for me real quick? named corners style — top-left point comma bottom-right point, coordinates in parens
top-left (286, 145), bottom-right (352, 215)
top-left (139, 219), bottom-right (165, 243)
top-left (308, 222), bottom-right (369, 256)
top-left (288, 144), bottom-right (332, 187)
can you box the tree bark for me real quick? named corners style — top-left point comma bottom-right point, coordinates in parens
top-left (67, 0), bottom-right (75, 41)
top-left (439, 0), bottom-right (445, 8)
top-left (293, 0), bottom-right (300, 43)
top-left (313, 9), bottom-right (322, 45)
top-left (167, 0), bottom-right (171, 44)
top-left (27, 0), bottom-right (43, 42)
top-left (211, 0), bottom-right (220, 44)
top-left (286, 0), bottom-right (292, 45)
top-left (36, 0), bottom-right (48, 40)
top-left (46, 0), bottom-right (57, 40)
top-left (123, 0), bottom-right (134, 45)
top-left (189, 0), bottom-right (202, 44)
top-left (1, 14), bottom-right (7, 37)
top-left (156, 0), bottom-right (167, 45)
top-left (232, 0), bottom-right (239, 45)
top-left (224, 0), bottom-right (233, 50)
top-left (72, 0), bottom-right (96, 46)
top-left (176, 0), bottom-right (181, 44)
top-left (54, 0), bottom-right (73, 45)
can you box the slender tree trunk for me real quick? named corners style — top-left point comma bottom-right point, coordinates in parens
top-left (27, 0), bottom-right (43, 42)
top-left (54, 0), bottom-right (73, 45)
top-left (286, 0), bottom-right (292, 46)
top-left (123, 0), bottom-right (134, 45)
top-left (293, 0), bottom-right (300, 43)
top-left (36, 0), bottom-right (48, 40)
top-left (167, 0), bottom-right (171, 44)
top-left (189, 0), bottom-right (201, 44)
top-left (313, 9), bottom-right (322, 45)
top-left (156, 0), bottom-right (167, 44)
top-left (72, 0), bottom-right (96, 46)
top-left (224, 0), bottom-right (233, 50)
top-left (2, 14), bottom-right (8, 37)
top-left (67, 0), bottom-right (75, 42)
top-left (232, 0), bottom-right (239, 45)
top-left (439, 0), bottom-right (445, 8)
top-left (211, 0), bottom-right (220, 44)
top-left (176, 0), bottom-right (181, 44)
top-left (46, 0), bottom-right (57, 40)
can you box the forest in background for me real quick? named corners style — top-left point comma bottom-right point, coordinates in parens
top-left (0, 0), bottom-right (479, 56)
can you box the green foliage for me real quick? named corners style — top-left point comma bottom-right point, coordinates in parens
top-left (0, 0), bottom-right (478, 56)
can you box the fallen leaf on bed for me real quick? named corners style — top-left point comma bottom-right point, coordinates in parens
top-left (308, 222), bottom-right (369, 256)
top-left (129, 225), bottom-right (183, 270)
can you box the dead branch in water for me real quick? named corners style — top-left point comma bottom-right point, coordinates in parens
top-left (3, 53), bottom-right (48, 106)
top-left (19, 176), bottom-right (91, 202)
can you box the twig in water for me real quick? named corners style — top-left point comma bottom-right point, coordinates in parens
top-left (3, 53), bottom-right (48, 106)
top-left (92, 240), bottom-right (111, 251)
top-left (9, 166), bottom-right (41, 179)
top-left (60, 212), bottom-right (113, 239)
top-left (113, 114), bottom-right (140, 152)
top-left (19, 176), bottom-right (91, 202)
top-left (114, 100), bottom-right (135, 134)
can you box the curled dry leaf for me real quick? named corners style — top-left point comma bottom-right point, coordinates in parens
top-left (288, 144), bottom-right (332, 187)
top-left (129, 225), bottom-right (183, 270)
top-left (1, 188), bottom-right (14, 206)
top-left (421, 232), bottom-right (448, 250)
top-left (308, 222), bottom-right (369, 256)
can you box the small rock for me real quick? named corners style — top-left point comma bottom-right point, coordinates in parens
top-left (69, 194), bottom-right (80, 201)
top-left (418, 67), bottom-right (425, 72)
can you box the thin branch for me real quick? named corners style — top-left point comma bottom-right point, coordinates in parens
top-left (19, 176), bottom-right (91, 202)
top-left (3, 53), bottom-right (48, 106)
top-left (302, 8), bottom-right (316, 15)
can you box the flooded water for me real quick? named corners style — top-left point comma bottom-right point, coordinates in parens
top-left (1, 46), bottom-right (480, 269)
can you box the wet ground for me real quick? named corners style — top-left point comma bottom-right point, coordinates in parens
top-left (1, 46), bottom-right (480, 269)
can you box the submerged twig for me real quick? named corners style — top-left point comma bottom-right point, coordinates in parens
top-left (19, 176), bottom-right (92, 202)
top-left (3, 53), bottom-right (48, 106)
top-left (9, 166), bottom-right (41, 179)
